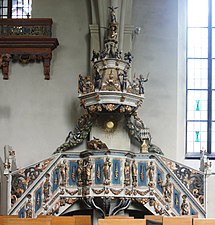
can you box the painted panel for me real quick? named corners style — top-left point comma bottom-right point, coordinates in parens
top-left (18, 206), bottom-right (25, 218)
top-left (138, 162), bottom-right (147, 186)
top-left (112, 159), bottom-right (121, 185)
top-left (35, 187), bottom-right (42, 213)
top-left (173, 187), bottom-right (181, 214)
top-left (69, 161), bottom-right (77, 186)
top-left (52, 168), bottom-right (59, 193)
top-left (156, 167), bottom-right (163, 193)
top-left (95, 159), bottom-right (104, 185)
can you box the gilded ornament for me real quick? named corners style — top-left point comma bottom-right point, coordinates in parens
top-left (181, 195), bottom-right (189, 215)
top-left (103, 157), bottom-right (111, 185)
top-left (92, 188), bottom-right (105, 194)
top-left (124, 159), bottom-right (131, 186)
top-left (147, 161), bottom-right (155, 187)
top-left (110, 188), bottom-right (123, 195)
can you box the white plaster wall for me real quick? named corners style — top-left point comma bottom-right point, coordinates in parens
top-left (132, 0), bottom-right (178, 160)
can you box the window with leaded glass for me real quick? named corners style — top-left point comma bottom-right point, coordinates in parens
top-left (0, 0), bottom-right (32, 18)
top-left (186, 0), bottom-right (215, 158)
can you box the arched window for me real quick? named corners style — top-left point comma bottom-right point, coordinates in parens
top-left (0, 0), bottom-right (32, 18)
top-left (186, 0), bottom-right (215, 158)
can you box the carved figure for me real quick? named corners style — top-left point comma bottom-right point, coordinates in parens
top-left (108, 6), bottom-right (118, 23)
top-left (163, 174), bottom-right (172, 203)
top-left (43, 174), bottom-right (51, 202)
top-left (124, 52), bottom-right (133, 63)
top-left (76, 160), bottom-right (83, 186)
top-left (102, 70), bottom-right (121, 91)
top-left (59, 160), bottom-right (68, 186)
top-left (137, 73), bottom-right (149, 94)
top-left (94, 69), bottom-right (101, 90)
top-left (103, 157), bottom-right (111, 185)
top-left (181, 195), bottom-right (189, 215)
top-left (25, 194), bottom-right (33, 218)
top-left (78, 74), bottom-right (85, 93)
top-left (124, 160), bottom-right (131, 186)
top-left (91, 50), bottom-right (99, 62)
top-left (84, 158), bottom-right (92, 185)
top-left (85, 76), bottom-right (94, 93)
top-left (147, 161), bottom-right (155, 187)
top-left (87, 137), bottom-right (108, 150)
top-left (131, 160), bottom-right (137, 187)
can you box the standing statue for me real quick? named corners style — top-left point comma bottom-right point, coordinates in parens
top-left (124, 159), bottom-right (131, 186)
top-left (78, 74), bottom-right (85, 93)
top-left (131, 160), bottom-right (137, 187)
top-left (94, 69), bottom-right (101, 90)
top-left (77, 160), bottom-right (83, 187)
top-left (103, 157), bottom-right (112, 185)
top-left (181, 195), bottom-right (189, 215)
top-left (43, 174), bottom-right (51, 203)
top-left (84, 158), bottom-right (92, 185)
top-left (147, 161), bottom-right (155, 187)
top-left (25, 194), bottom-right (33, 218)
top-left (138, 73), bottom-right (149, 94)
top-left (108, 6), bottom-right (118, 23)
top-left (59, 160), bottom-right (68, 186)
top-left (163, 174), bottom-right (172, 203)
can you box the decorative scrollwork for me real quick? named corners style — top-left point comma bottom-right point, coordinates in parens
top-left (11, 159), bottom-right (52, 206)
top-left (55, 113), bottom-right (94, 153)
top-left (173, 164), bottom-right (204, 206)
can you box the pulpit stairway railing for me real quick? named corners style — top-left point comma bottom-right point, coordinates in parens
top-left (4, 151), bottom-right (206, 218)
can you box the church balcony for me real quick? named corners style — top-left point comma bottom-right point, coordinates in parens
top-left (0, 18), bottom-right (59, 80)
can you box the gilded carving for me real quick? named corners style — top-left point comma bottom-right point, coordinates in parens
top-left (87, 137), bottom-right (108, 150)
top-left (147, 161), bottom-right (155, 187)
top-left (43, 174), bottom-right (51, 203)
top-left (92, 188), bottom-right (105, 194)
top-left (181, 195), bottom-right (189, 215)
top-left (103, 157), bottom-right (111, 185)
top-left (124, 159), bottom-right (131, 186)
top-left (131, 160), bottom-right (137, 187)
top-left (65, 189), bottom-right (78, 196)
top-left (136, 189), bottom-right (150, 196)
top-left (58, 160), bottom-right (68, 186)
top-left (163, 174), bottom-right (172, 203)
top-left (25, 194), bottom-right (33, 218)
top-left (110, 188), bottom-right (123, 195)
top-left (125, 189), bottom-right (132, 195)
top-left (83, 158), bottom-right (92, 185)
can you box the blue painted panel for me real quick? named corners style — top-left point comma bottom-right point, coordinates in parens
top-left (95, 159), bottom-right (104, 185)
top-left (18, 206), bottom-right (25, 218)
top-left (156, 168), bottom-right (163, 193)
top-left (173, 188), bottom-right (181, 214)
top-left (138, 162), bottom-right (147, 186)
top-left (35, 187), bottom-right (42, 213)
top-left (112, 159), bottom-right (121, 184)
top-left (190, 206), bottom-right (197, 215)
top-left (52, 168), bottom-right (59, 193)
top-left (69, 161), bottom-right (77, 186)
